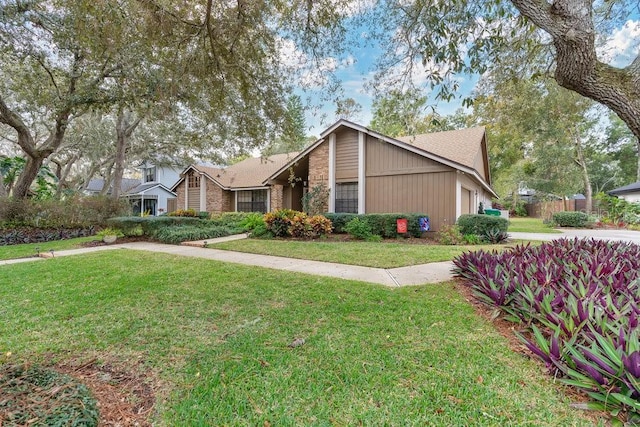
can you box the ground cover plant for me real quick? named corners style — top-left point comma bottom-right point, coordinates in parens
top-left (0, 250), bottom-right (596, 425)
top-left (209, 238), bottom-right (537, 268)
top-left (453, 238), bottom-right (640, 424)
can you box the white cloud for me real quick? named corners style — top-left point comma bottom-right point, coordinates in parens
top-left (599, 20), bottom-right (640, 66)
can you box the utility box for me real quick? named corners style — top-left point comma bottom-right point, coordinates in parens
top-left (396, 218), bottom-right (408, 234)
top-left (485, 209), bottom-right (501, 217)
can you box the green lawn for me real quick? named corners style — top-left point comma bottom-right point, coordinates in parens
top-left (0, 250), bottom-right (595, 425)
top-left (508, 217), bottom-right (561, 233)
top-left (0, 236), bottom-right (97, 260)
top-left (209, 239), bottom-right (533, 268)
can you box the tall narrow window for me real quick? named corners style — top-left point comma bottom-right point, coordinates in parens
top-left (188, 174), bottom-right (200, 188)
top-left (237, 189), bottom-right (267, 212)
top-left (144, 166), bottom-right (156, 183)
top-left (335, 182), bottom-right (358, 213)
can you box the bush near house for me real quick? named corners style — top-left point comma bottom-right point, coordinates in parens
top-left (595, 193), bottom-right (640, 227)
top-left (324, 213), bottom-right (429, 238)
top-left (263, 209), bottom-right (332, 239)
top-left (551, 211), bottom-right (590, 228)
top-left (453, 238), bottom-right (640, 423)
top-left (456, 214), bottom-right (508, 236)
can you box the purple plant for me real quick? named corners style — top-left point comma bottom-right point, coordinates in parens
top-left (453, 238), bottom-right (640, 421)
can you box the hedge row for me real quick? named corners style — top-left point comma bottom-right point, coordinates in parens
top-left (456, 214), bottom-right (508, 236)
top-left (552, 211), bottom-right (589, 228)
top-left (323, 213), bottom-right (429, 238)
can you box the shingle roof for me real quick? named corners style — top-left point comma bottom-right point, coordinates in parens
top-left (125, 182), bottom-right (176, 196)
top-left (86, 178), bottom-right (140, 194)
top-left (395, 127), bottom-right (486, 171)
top-left (186, 153), bottom-right (299, 190)
top-left (609, 181), bottom-right (640, 195)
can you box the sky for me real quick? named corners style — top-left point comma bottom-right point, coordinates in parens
top-left (296, 14), bottom-right (640, 137)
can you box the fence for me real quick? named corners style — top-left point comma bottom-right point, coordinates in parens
top-left (525, 199), bottom-right (588, 219)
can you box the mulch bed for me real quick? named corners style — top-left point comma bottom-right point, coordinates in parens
top-left (80, 236), bottom-right (149, 248)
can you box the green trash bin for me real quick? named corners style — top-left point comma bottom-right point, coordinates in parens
top-left (485, 209), bottom-right (501, 216)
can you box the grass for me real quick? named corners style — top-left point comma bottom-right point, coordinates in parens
top-left (508, 217), bottom-right (561, 234)
top-left (0, 236), bottom-right (96, 260)
top-left (209, 239), bottom-right (533, 268)
top-left (0, 250), bottom-right (595, 425)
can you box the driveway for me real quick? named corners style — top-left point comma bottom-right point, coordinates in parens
top-left (509, 228), bottom-right (640, 244)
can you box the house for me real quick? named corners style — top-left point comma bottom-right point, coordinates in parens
top-left (122, 160), bottom-right (180, 216)
top-left (609, 181), bottom-right (640, 203)
top-left (84, 178), bottom-right (140, 196)
top-left (173, 120), bottom-right (497, 231)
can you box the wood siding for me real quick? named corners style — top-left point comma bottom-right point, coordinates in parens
top-left (335, 128), bottom-right (359, 182)
top-left (187, 188), bottom-right (200, 210)
top-left (461, 188), bottom-right (471, 215)
top-left (365, 137), bottom-right (456, 231)
top-left (366, 172), bottom-right (456, 231)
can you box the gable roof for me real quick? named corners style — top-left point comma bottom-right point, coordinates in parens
top-left (125, 182), bottom-right (176, 196)
top-left (263, 119), bottom-right (496, 197)
top-left (396, 127), bottom-right (487, 174)
top-left (609, 181), bottom-right (640, 196)
top-left (172, 153), bottom-right (299, 191)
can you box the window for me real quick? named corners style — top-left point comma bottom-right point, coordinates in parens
top-left (144, 166), bottom-right (156, 183)
top-left (188, 173), bottom-right (200, 188)
top-left (335, 182), bottom-right (358, 213)
top-left (237, 189), bottom-right (268, 213)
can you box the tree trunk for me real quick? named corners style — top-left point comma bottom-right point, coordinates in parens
top-left (637, 138), bottom-right (640, 182)
top-left (112, 110), bottom-right (143, 199)
top-left (574, 138), bottom-right (592, 214)
top-left (12, 155), bottom-right (47, 199)
top-left (510, 0), bottom-right (640, 140)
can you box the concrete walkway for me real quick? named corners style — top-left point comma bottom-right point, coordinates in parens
top-left (510, 228), bottom-right (640, 244)
top-left (0, 235), bottom-right (455, 287)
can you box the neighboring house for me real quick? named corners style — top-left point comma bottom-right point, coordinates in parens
top-left (123, 161), bottom-right (181, 216)
top-left (609, 181), bottom-right (640, 203)
top-left (173, 120), bottom-right (497, 231)
top-left (84, 178), bottom-right (140, 196)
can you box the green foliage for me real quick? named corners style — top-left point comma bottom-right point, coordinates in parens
top-left (437, 224), bottom-right (463, 245)
top-left (595, 193), bottom-right (640, 224)
top-left (481, 228), bottom-right (509, 244)
top-left (263, 209), bottom-right (297, 237)
top-left (463, 233), bottom-right (482, 245)
top-left (154, 225), bottom-right (238, 244)
top-left (457, 214), bottom-right (508, 236)
top-left (96, 227), bottom-right (124, 238)
top-left (209, 212), bottom-right (255, 228)
top-left (302, 183), bottom-right (330, 216)
top-left (344, 217), bottom-right (375, 240)
top-left (551, 211), bottom-right (589, 228)
top-left (107, 216), bottom-right (203, 236)
top-left (168, 208), bottom-right (199, 217)
top-left (248, 223), bottom-right (271, 238)
top-left (0, 196), bottom-right (130, 228)
top-left (323, 213), bottom-right (358, 233)
top-left (239, 213), bottom-right (265, 231)
top-left (0, 364), bottom-right (99, 426)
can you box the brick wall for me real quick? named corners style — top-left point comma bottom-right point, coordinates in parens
top-left (175, 180), bottom-right (186, 209)
top-left (270, 185), bottom-right (284, 211)
top-left (205, 181), bottom-right (229, 213)
top-left (308, 141), bottom-right (329, 211)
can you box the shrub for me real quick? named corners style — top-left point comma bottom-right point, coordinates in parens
top-left (481, 228), bottom-right (509, 244)
top-left (249, 223), bottom-right (271, 238)
top-left (168, 208), bottom-right (198, 217)
top-left (453, 238), bottom-right (640, 422)
top-left (462, 233), bottom-right (482, 245)
top-left (264, 209), bottom-right (296, 237)
top-left (323, 213), bottom-right (357, 233)
top-left (456, 214), bottom-right (508, 236)
top-left (437, 224), bottom-right (463, 245)
top-left (325, 213), bottom-right (429, 238)
top-left (239, 213), bottom-right (265, 231)
top-left (552, 211), bottom-right (589, 228)
top-left (344, 217), bottom-right (374, 240)
top-left (263, 209), bottom-right (331, 239)
top-left (107, 216), bottom-right (203, 237)
top-left (209, 212), bottom-right (254, 228)
top-left (96, 227), bottom-right (124, 239)
top-left (0, 196), bottom-right (129, 228)
top-left (153, 225), bottom-right (237, 244)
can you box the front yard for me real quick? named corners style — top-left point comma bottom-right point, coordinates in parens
top-left (0, 250), bottom-right (595, 425)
